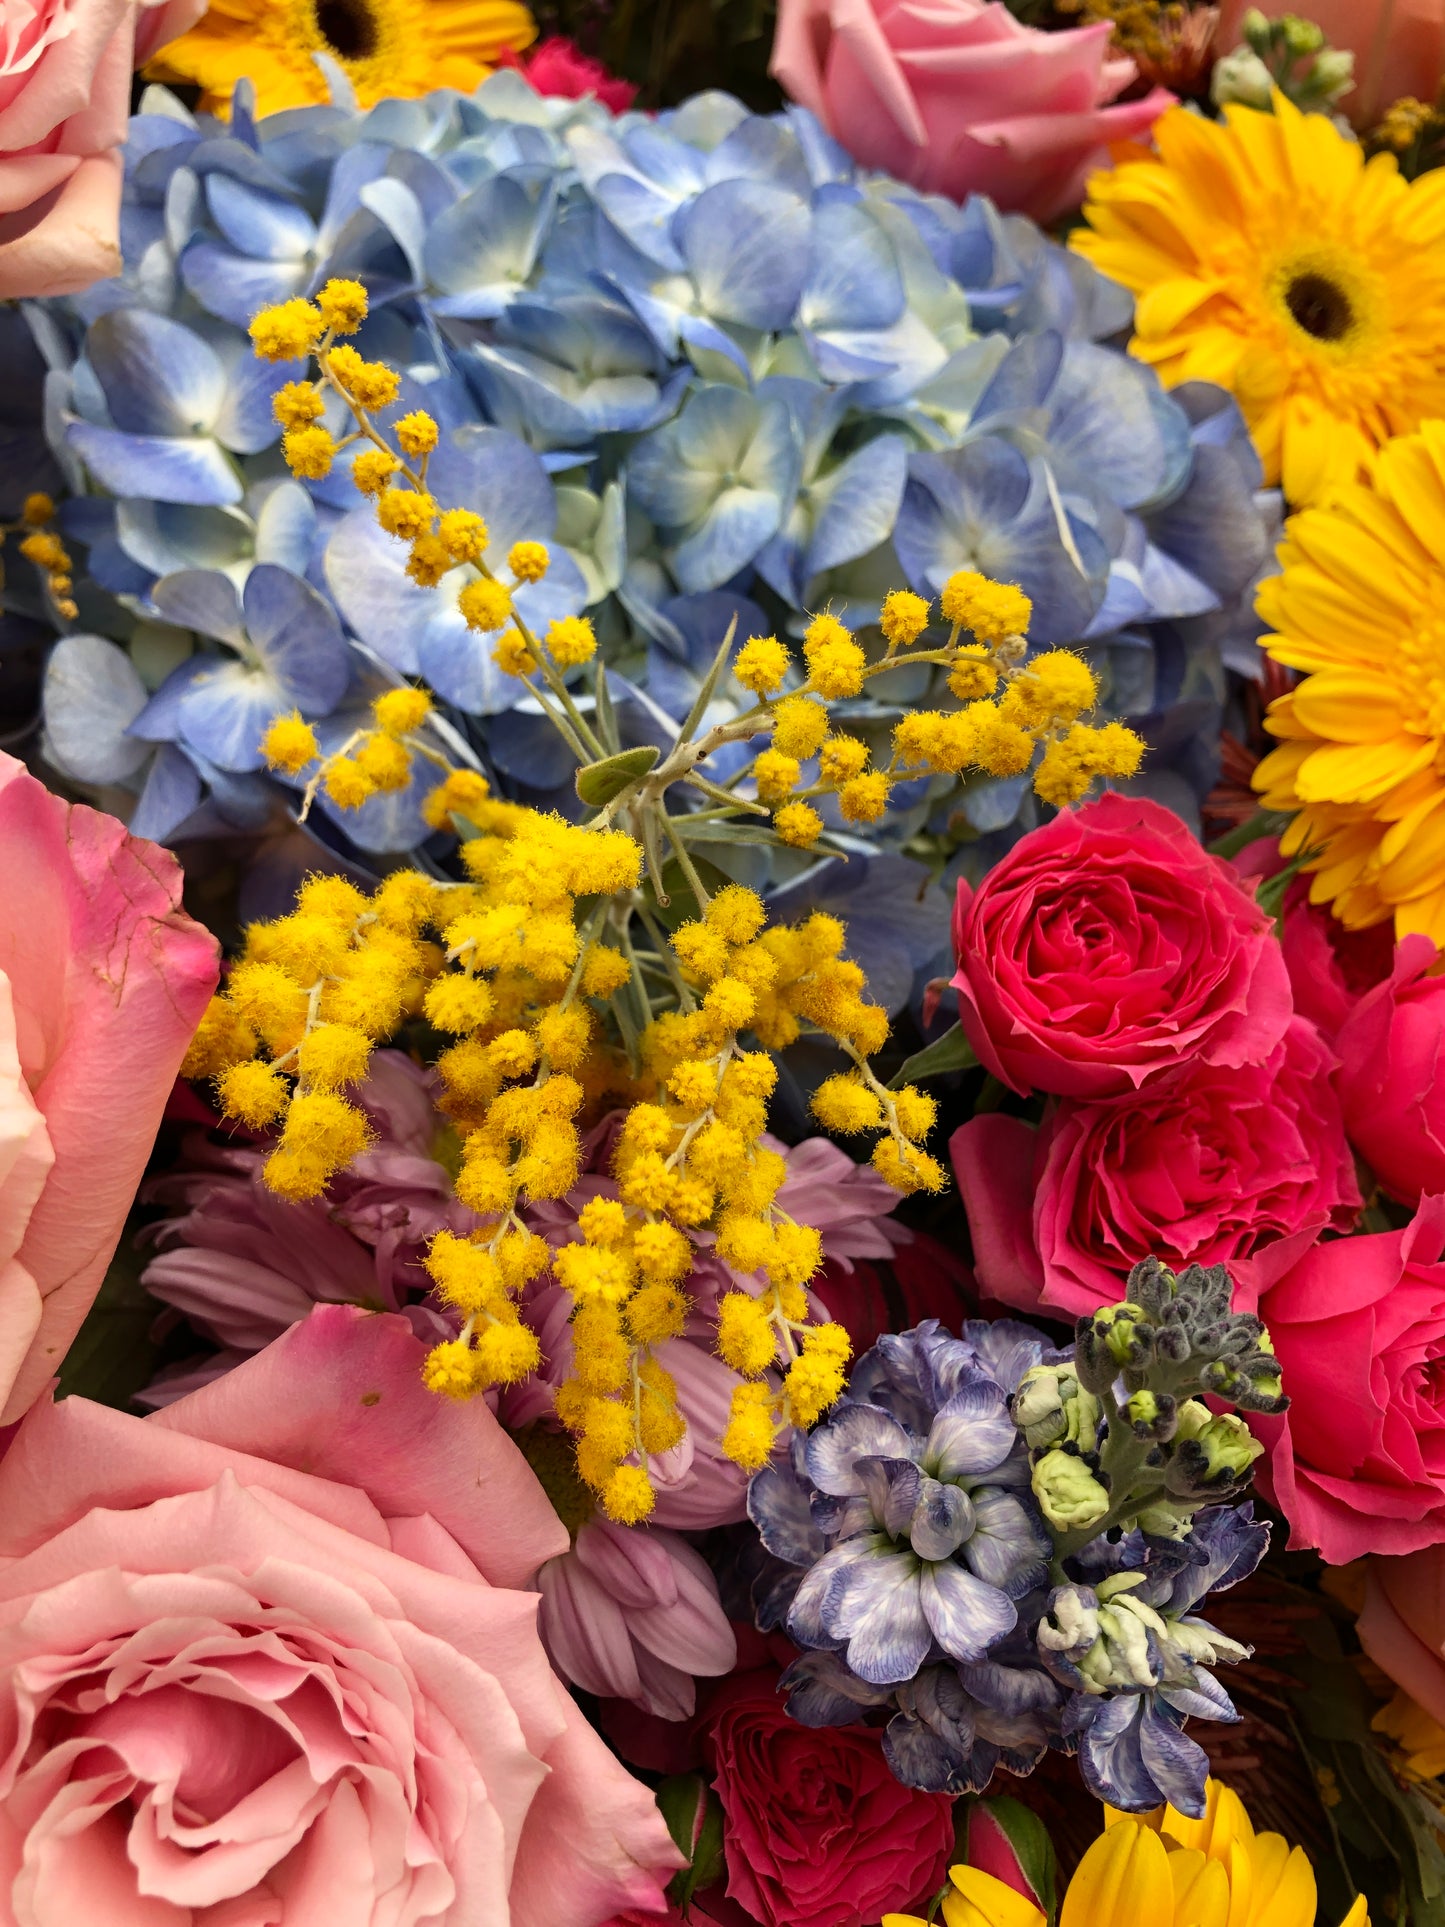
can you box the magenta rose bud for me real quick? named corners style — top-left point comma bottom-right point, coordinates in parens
top-left (1255, 1197), bottom-right (1445, 1562)
top-left (1336, 933), bottom-right (1445, 1204)
top-left (770, 0), bottom-right (1172, 223)
top-left (702, 1670), bottom-right (954, 1927)
top-left (950, 794), bottom-right (1292, 1099)
top-left (953, 1016), bottom-right (1360, 1318)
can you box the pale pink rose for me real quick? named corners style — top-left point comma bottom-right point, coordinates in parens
top-left (771, 0), bottom-right (1173, 223)
top-left (537, 1518), bottom-right (738, 1720)
top-left (0, 1303), bottom-right (682, 1924)
top-left (1217, 0), bottom-right (1445, 127)
top-left (0, 750), bottom-right (217, 1424)
top-left (0, 0), bottom-right (204, 297)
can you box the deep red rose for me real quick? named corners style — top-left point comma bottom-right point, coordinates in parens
top-left (1254, 1195), bottom-right (1445, 1561)
top-left (1336, 933), bottom-right (1445, 1204)
top-left (500, 34), bottom-right (638, 112)
top-left (701, 1670), bottom-right (953, 1927)
top-left (951, 794), bottom-right (1291, 1098)
top-left (952, 1016), bottom-right (1359, 1318)
top-left (810, 1232), bottom-right (975, 1357)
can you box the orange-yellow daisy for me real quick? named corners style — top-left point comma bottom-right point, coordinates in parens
top-left (1253, 422), bottom-right (1445, 945)
top-left (1072, 93), bottom-right (1445, 506)
top-left (884, 1779), bottom-right (1368, 1927)
top-left (147, 0), bottom-right (537, 117)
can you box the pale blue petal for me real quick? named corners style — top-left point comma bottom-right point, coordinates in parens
top-left (973, 330), bottom-right (1064, 423)
top-left (676, 178), bottom-right (811, 332)
top-left (151, 569), bottom-right (246, 645)
top-left (254, 480), bottom-right (318, 575)
top-left (242, 563), bottom-right (351, 711)
top-left (1138, 1701), bottom-right (1211, 1819)
top-left (786, 1539), bottom-right (871, 1651)
top-left (128, 656), bottom-right (219, 743)
top-left (324, 508), bottom-right (426, 675)
top-left (115, 500), bottom-right (253, 578)
top-left (669, 487), bottom-right (781, 593)
top-left (206, 171), bottom-right (316, 260)
top-left (416, 612), bottom-right (515, 715)
top-left (781, 1652), bottom-right (895, 1727)
top-left (129, 744), bottom-right (203, 843)
top-left (214, 352), bottom-right (299, 454)
top-left (85, 308), bottom-right (226, 436)
top-left (177, 660), bottom-right (285, 771)
top-left (180, 241), bottom-right (310, 327)
top-left (748, 1459), bottom-right (827, 1566)
top-left (1072, 1697), bottom-right (1158, 1811)
top-left (42, 634), bottom-right (150, 783)
top-left (424, 173), bottom-right (553, 306)
top-left (804, 434), bottom-right (907, 578)
top-left (67, 423), bottom-right (242, 507)
top-left (924, 1380), bottom-right (1017, 1483)
top-left (807, 1403), bottom-right (916, 1497)
top-left (855, 1457), bottom-right (922, 1541)
top-left (801, 200), bottom-right (904, 333)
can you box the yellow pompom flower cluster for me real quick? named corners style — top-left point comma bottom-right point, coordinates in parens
top-left (723, 583), bottom-right (1142, 848)
top-left (181, 871), bottom-right (442, 1200)
top-left (260, 684), bottom-right (450, 818)
top-left (14, 504), bottom-right (77, 620)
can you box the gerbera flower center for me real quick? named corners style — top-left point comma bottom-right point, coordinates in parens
top-left (313, 0), bottom-right (377, 59)
top-left (1397, 624), bottom-right (1445, 744)
top-left (1283, 271), bottom-right (1353, 344)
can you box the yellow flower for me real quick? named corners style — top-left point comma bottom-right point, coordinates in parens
top-left (147, 0), bottom-right (537, 117)
top-left (1073, 94), bottom-right (1445, 505)
top-left (883, 1781), bottom-right (1370, 1927)
top-left (1252, 422), bottom-right (1445, 944)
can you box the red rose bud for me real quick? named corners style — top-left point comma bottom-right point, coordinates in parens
top-left (964, 1796), bottom-right (1057, 1915)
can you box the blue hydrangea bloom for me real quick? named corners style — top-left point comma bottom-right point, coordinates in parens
top-left (27, 70), bottom-right (1273, 873)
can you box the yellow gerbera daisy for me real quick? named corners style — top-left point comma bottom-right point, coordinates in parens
top-left (884, 1779), bottom-right (1369, 1927)
top-left (1072, 93), bottom-right (1445, 506)
top-left (147, 0), bottom-right (537, 117)
top-left (1253, 422), bottom-right (1445, 945)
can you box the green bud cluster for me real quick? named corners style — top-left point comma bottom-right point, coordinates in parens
top-left (1218, 10), bottom-right (1355, 114)
top-left (1020, 1258), bottom-right (1281, 1562)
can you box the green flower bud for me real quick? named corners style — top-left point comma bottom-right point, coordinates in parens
top-left (1133, 1498), bottom-right (1198, 1542)
top-left (1094, 1302), bottom-right (1152, 1367)
top-left (1016, 1365), bottom-right (1102, 1453)
top-left (1211, 47), bottom-right (1275, 112)
top-left (1280, 13), bottom-right (1325, 56)
top-left (1310, 47), bottom-right (1354, 96)
top-left (1032, 1448), bottom-right (1111, 1532)
top-left (1167, 1408), bottom-right (1264, 1497)
top-left (1241, 6), bottom-right (1271, 49)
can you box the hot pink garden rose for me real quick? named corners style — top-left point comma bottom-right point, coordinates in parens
top-left (0, 1302), bottom-right (681, 1923)
top-left (1336, 933), bottom-right (1445, 1205)
top-left (702, 1668), bottom-right (954, 1927)
top-left (770, 0), bottom-right (1172, 223)
top-left (1254, 1196), bottom-right (1445, 1563)
top-left (952, 1016), bottom-right (1359, 1318)
top-left (951, 794), bottom-right (1291, 1099)
top-left (0, 749), bottom-right (216, 1424)
top-left (0, 0), bottom-right (204, 297)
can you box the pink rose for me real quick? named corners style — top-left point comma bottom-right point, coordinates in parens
top-left (702, 1669), bottom-right (953, 1927)
top-left (1217, 0), bottom-right (1444, 127)
top-left (0, 749), bottom-right (216, 1424)
top-left (953, 1016), bottom-right (1359, 1319)
top-left (1358, 1548), bottom-right (1445, 1729)
top-left (951, 794), bottom-right (1291, 1099)
top-left (0, 1303), bottom-right (681, 1923)
top-left (1254, 1196), bottom-right (1445, 1562)
top-left (0, 0), bottom-right (204, 297)
top-left (1336, 933), bottom-right (1445, 1205)
top-left (771, 0), bottom-right (1172, 223)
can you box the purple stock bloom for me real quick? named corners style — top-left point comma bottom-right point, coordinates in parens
top-left (1036, 1505), bottom-right (1269, 1818)
top-left (749, 1321), bottom-right (1053, 1711)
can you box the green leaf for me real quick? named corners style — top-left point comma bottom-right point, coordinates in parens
top-left (889, 1021), bottom-right (978, 1089)
top-left (674, 616), bottom-right (738, 748)
top-left (657, 1776), bottom-right (726, 1910)
top-left (967, 1796), bottom-right (1058, 1923)
top-left (593, 657), bottom-right (620, 755)
top-left (576, 745), bottom-right (659, 807)
top-left (1206, 809), bottom-right (1290, 859)
top-left (55, 1233), bottom-right (162, 1409)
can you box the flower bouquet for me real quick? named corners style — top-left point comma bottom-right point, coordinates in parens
top-left (4, 0), bottom-right (1445, 1922)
